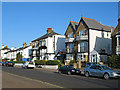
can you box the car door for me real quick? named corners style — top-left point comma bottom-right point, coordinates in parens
top-left (64, 65), bottom-right (69, 74)
top-left (96, 65), bottom-right (104, 77)
top-left (89, 65), bottom-right (97, 76)
top-left (60, 66), bottom-right (66, 73)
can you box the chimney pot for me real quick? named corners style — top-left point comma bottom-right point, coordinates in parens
top-left (23, 42), bottom-right (27, 47)
top-left (11, 47), bottom-right (14, 50)
top-left (2, 45), bottom-right (4, 48)
top-left (47, 28), bottom-right (53, 34)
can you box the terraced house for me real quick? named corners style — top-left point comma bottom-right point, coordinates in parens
top-left (65, 17), bottom-right (114, 64)
top-left (0, 45), bottom-right (11, 61)
top-left (29, 28), bottom-right (65, 61)
top-left (112, 15), bottom-right (120, 55)
top-left (4, 43), bottom-right (32, 61)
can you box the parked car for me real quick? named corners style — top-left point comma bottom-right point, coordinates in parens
top-left (5, 61), bottom-right (14, 67)
top-left (22, 61), bottom-right (35, 69)
top-left (58, 65), bottom-right (81, 75)
top-left (84, 64), bottom-right (120, 80)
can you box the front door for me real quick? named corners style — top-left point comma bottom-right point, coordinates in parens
top-left (92, 55), bottom-right (97, 64)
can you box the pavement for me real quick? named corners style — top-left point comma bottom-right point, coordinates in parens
top-left (2, 66), bottom-right (120, 88)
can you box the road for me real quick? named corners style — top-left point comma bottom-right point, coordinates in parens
top-left (2, 66), bottom-right (120, 89)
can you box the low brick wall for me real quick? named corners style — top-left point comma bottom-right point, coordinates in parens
top-left (14, 63), bottom-right (23, 66)
top-left (37, 65), bottom-right (58, 69)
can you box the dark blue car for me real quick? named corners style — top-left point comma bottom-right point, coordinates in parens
top-left (58, 65), bottom-right (81, 75)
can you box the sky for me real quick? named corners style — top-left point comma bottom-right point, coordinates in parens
top-left (2, 2), bottom-right (118, 49)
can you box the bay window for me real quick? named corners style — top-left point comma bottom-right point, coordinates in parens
top-left (80, 42), bottom-right (87, 52)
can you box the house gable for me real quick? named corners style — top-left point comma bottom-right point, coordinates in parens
top-left (75, 20), bottom-right (88, 36)
top-left (112, 20), bottom-right (120, 36)
top-left (65, 23), bottom-right (75, 38)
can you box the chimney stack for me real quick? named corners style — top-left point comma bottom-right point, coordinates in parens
top-left (47, 28), bottom-right (53, 34)
top-left (30, 43), bottom-right (32, 46)
top-left (23, 42), bottom-right (27, 48)
top-left (2, 45), bottom-right (4, 49)
top-left (11, 47), bottom-right (14, 50)
top-left (14, 47), bottom-right (16, 50)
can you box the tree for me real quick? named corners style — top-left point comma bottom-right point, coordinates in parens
top-left (16, 52), bottom-right (22, 61)
top-left (107, 55), bottom-right (120, 68)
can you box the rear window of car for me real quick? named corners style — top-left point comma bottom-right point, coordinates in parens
top-left (68, 65), bottom-right (74, 69)
top-left (90, 65), bottom-right (97, 69)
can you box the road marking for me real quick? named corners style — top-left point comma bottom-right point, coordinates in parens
top-left (3, 71), bottom-right (64, 88)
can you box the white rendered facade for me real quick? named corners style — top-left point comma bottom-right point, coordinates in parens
top-left (30, 30), bottom-right (65, 61)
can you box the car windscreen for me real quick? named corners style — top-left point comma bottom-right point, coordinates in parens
top-left (101, 66), bottom-right (111, 70)
top-left (29, 62), bottom-right (34, 64)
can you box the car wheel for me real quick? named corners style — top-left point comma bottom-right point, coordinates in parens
top-left (103, 73), bottom-right (109, 80)
top-left (67, 71), bottom-right (71, 75)
top-left (58, 70), bottom-right (61, 74)
top-left (85, 71), bottom-right (89, 77)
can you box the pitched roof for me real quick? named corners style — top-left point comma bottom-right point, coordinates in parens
top-left (65, 21), bottom-right (79, 35)
top-left (70, 21), bottom-right (79, 32)
top-left (81, 17), bottom-right (114, 32)
top-left (4, 46), bottom-right (30, 54)
top-left (0, 47), bottom-right (10, 50)
top-left (32, 31), bottom-right (61, 42)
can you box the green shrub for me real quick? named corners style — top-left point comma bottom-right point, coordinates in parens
top-left (69, 60), bottom-right (77, 65)
top-left (14, 61), bottom-right (25, 63)
top-left (34, 60), bottom-right (62, 66)
top-left (46, 60), bottom-right (60, 65)
top-left (107, 55), bottom-right (120, 69)
top-left (34, 60), bottom-right (47, 65)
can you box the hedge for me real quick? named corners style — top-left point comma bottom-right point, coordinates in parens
top-left (34, 60), bottom-right (46, 65)
top-left (13, 61), bottom-right (26, 64)
top-left (34, 60), bottom-right (64, 68)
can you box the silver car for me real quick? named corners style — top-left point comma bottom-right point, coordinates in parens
top-left (84, 64), bottom-right (120, 80)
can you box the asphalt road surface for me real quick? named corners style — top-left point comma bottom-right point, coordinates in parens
top-left (2, 66), bottom-right (120, 89)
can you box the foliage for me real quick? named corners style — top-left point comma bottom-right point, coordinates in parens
top-left (46, 60), bottom-right (60, 65)
top-left (107, 55), bottom-right (120, 68)
top-left (16, 52), bottom-right (22, 61)
top-left (13, 61), bottom-right (26, 64)
top-left (69, 60), bottom-right (77, 65)
top-left (4, 58), bottom-right (8, 60)
top-left (34, 60), bottom-right (47, 65)
top-left (34, 60), bottom-right (63, 68)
